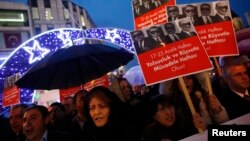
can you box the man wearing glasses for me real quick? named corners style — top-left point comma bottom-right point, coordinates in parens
top-left (164, 22), bottom-right (181, 44)
top-left (197, 3), bottom-right (215, 25)
top-left (167, 6), bottom-right (185, 21)
top-left (177, 18), bottom-right (197, 40)
top-left (214, 1), bottom-right (231, 23)
top-left (182, 5), bottom-right (200, 26)
top-left (131, 30), bottom-right (151, 54)
top-left (147, 26), bottom-right (167, 49)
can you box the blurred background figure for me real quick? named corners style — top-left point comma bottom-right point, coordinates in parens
top-left (62, 96), bottom-right (77, 121)
top-left (48, 102), bottom-right (71, 132)
top-left (71, 90), bottom-right (88, 141)
top-left (9, 104), bottom-right (29, 141)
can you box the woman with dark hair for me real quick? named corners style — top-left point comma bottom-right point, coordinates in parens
top-left (84, 86), bottom-right (139, 141)
top-left (142, 94), bottom-right (199, 141)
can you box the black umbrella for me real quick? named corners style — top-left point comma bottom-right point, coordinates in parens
top-left (15, 44), bottom-right (134, 90)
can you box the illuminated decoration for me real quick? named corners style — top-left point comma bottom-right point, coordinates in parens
top-left (56, 30), bottom-right (73, 48)
top-left (23, 40), bottom-right (50, 64)
top-left (0, 27), bottom-right (135, 114)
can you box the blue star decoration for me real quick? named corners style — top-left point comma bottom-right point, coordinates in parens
top-left (23, 40), bottom-right (50, 64)
top-left (0, 27), bottom-right (135, 115)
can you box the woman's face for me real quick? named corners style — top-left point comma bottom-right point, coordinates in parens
top-left (119, 80), bottom-right (132, 100)
top-left (154, 104), bottom-right (175, 127)
top-left (89, 96), bottom-right (110, 127)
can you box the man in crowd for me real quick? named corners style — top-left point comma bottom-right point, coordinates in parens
top-left (216, 56), bottom-right (250, 119)
top-left (9, 104), bottom-right (29, 141)
top-left (23, 105), bottom-right (71, 141)
top-left (62, 96), bottom-right (77, 121)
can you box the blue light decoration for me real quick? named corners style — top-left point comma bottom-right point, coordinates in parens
top-left (0, 27), bottom-right (135, 115)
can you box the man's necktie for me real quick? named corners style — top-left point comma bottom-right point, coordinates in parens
top-left (138, 41), bottom-right (142, 48)
top-left (174, 34), bottom-right (180, 41)
top-left (156, 38), bottom-right (165, 46)
top-left (243, 94), bottom-right (250, 102)
top-left (224, 16), bottom-right (229, 21)
top-left (206, 16), bottom-right (211, 24)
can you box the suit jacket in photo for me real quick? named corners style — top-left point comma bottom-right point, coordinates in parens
top-left (167, 15), bottom-right (185, 21)
top-left (189, 15), bottom-right (202, 26)
top-left (146, 36), bottom-right (166, 49)
top-left (196, 16), bottom-right (215, 26)
top-left (134, 38), bottom-right (152, 54)
top-left (177, 31), bottom-right (197, 40)
top-left (213, 14), bottom-right (231, 23)
top-left (141, 2), bottom-right (156, 14)
top-left (165, 34), bottom-right (181, 44)
top-left (134, 6), bottom-right (143, 18)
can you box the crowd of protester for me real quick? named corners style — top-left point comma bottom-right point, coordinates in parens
top-left (0, 54), bottom-right (250, 141)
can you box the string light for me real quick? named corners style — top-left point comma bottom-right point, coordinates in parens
top-left (0, 27), bottom-right (135, 115)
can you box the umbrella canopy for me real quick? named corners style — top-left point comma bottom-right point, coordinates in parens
top-left (123, 65), bottom-right (145, 85)
top-left (15, 44), bottom-right (134, 90)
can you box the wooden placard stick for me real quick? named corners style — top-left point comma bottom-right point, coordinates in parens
top-left (178, 77), bottom-right (203, 133)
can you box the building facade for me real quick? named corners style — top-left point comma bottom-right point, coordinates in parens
top-left (0, 0), bottom-right (96, 61)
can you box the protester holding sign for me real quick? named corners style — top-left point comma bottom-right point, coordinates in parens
top-left (167, 75), bottom-right (228, 130)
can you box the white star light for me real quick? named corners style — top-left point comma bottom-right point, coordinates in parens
top-left (105, 29), bottom-right (121, 43)
top-left (23, 40), bottom-right (50, 64)
top-left (57, 30), bottom-right (73, 48)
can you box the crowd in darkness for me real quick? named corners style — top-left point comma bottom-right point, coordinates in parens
top-left (0, 54), bottom-right (250, 141)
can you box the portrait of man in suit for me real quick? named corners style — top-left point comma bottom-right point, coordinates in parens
top-left (182, 5), bottom-right (200, 26)
top-left (164, 22), bottom-right (181, 44)
top-left (147, 26), bottom-right (166, 49)
top-left (197, 3), bottom-right (215, 25)
top-left (167, 6), bottom-right (185, 21)
top-left (131, 30), bottom-right (152, 54)
top-left (141, 0), bottom-right (155, 14)
top-left (133, 0), bottom-right (143, 18)
top-left (214, 1), bottom-right (231, 23)
top-left (177, 18), bottom-right (197, 40)
top-left (152, 0), bottom-right (169, 8)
